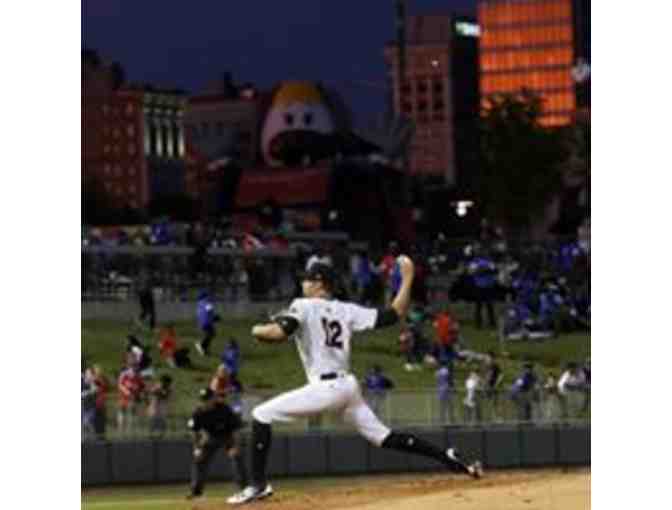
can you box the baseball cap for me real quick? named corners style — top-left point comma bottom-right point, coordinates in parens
top-left (301, 263), bottom-right (336, 289)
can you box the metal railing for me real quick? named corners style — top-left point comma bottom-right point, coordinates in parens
top-left (81, 387), bottom-right (590, 441)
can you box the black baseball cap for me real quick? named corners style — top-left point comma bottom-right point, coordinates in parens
top-left (301, 263), bottom-right (336, 289)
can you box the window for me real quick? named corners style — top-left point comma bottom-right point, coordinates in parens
top-left (128, 143), bottom-right (136, 156)
top-left (114, 165), bottom-right (122, 177)
top-left (129, 166), bottom-right (136, 176)
top-left (129, 184), bottom-right (136, 194)
top-left (104, 144), bottom-right (110, 154)
top-left (127, 124), bottom-right (135, 137)
top-left (433, 80), bottom-right (443, 94)
top-left (417, 100), bottom-right (428, 112)
top-left (417, 80), bottom-right (428, 94)
top-left (126, 103), bottom-right (134, 116)
top-left (104, 163), bottom-right (111, 175)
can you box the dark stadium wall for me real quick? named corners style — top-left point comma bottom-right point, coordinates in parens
top-left (82, 424), bottom-right (590, 487)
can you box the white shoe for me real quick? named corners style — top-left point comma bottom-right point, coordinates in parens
top-left (227, 484), bottom-right (273, 505)
top-left (468, 460), bottom-right (484, 479)
top-left (194, 342), bottom-right (205, 356)
top-left (404, 363), bottom-right (414, 372)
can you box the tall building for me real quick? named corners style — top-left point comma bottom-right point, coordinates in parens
top-left (478, 0), bottom-right (590, 126)
top-left (385, 14), bottom-right (480, 183)
top-left (82, 50), bottom-right (187, 212)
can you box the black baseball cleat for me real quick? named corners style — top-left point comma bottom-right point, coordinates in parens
top-left (446, 448), bottom-right (484, 479)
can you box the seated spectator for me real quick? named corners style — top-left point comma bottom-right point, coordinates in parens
top-left (125, 335), bottom-right (154, 378)
top-left (147, 374), bottom-right (173, 439)
top-left (117, 362), bottom-right (145, 435)
top-left (209, 364), bottom-right (231, 399)
top-left (220, 339), bottom-right (241, 376)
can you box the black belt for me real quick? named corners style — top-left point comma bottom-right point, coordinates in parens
top-left (320, 372), bottom-right (339, 380)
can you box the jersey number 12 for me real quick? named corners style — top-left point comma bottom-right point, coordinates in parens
top-left (321, 318), bottom-right (343, 349)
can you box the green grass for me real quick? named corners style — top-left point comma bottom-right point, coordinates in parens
top-left (82, 311), bottom-right (590, 420)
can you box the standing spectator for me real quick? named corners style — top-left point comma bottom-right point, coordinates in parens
top-left (196, 290), bottom-right (219, 356)
top-left (363, 365), bottom-right (395, 418)
top-left (117, 362), bottom-right (145, 435)
top-left (463, 368), bottom-right (482, 425)
top-left (378, 241), bottom-right (400, 304)
top-left (92, 365), bottom-right (109, 441)
top-left (147, 375), bottom-right (173, 439)
top-left (436, 362), bottom-right (455, 424)
top-left (81, 368), bottom-right (97, 440)
top-left (543, 372), bottom-right (560, 421)
top-left (431, 308), bottom-right (460, 366)
top-left (137, 284), bottom-right (156, 330)
top-left (220, 339), bottom-right (241, 376)
top-left (468, 250), bottom-right (497, 328)
top-left (510, 362), bottom-right (539, 423)
top-left (557, 362), bottom-right (586, 420)
top-left (483, 351), bottom-right (504, 420)
top-left (582, 358), bottom-right (591, 413)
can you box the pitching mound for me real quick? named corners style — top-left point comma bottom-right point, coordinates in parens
top-left (261, 469), bottom-right (590, 510)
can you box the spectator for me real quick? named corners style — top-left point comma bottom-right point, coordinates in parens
top-left (158, 324), bottom-right (178, 367)
top-left (137, 284), bottom-right (156, 330)
top-left (557, 362), bottom-right (586, 420)
top-left (196, 290), bottom-right (220, 356)
top-left (363, 365), bottom-right (394, 417)
top-left (91, 365), bottom-right (109, 441)
top-left (147, 374), bottom-right (173, 439)
top-left (463, 368), bottom-right (482, 425)
top-left (210, 364), bottom-right (231, 400)
top-left (510, 362), bottom-right (539, 423)
top-left (436, 361), bottom-right (455, 424)
top-left (431, 308), bottom-right (460, 366)
top-left (220, 339), bottom-right (241, 376)
top-left (125, 335), bottom-right (154, 378)
top-left (117, 362), bottom-right (145, 435)
top-left (401, 307), bottom-right (430, 371)
top-left (483, 351), bottom-right (504, 420)
top-left (468, 249), bottom-right (497, 329)
top-left (378, 241), bottom-right (400, 304)
top-left (228, 374), bottom-right (244, 415)
top-left (353, 251), bottom-right (378, 305)
top-left (543, 372), bottom-right (560, 421)
top-left (81, 368), bottom-right (97, 440)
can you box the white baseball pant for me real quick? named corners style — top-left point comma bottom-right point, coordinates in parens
top-left (252, 374), bottom-right (391, 446)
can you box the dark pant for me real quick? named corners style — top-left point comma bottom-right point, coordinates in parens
top-left (200, 326), bottom-right (216, 354)
top-left (474, 287), bottom-right (496, 328)
top-left (94, 407), bottom-right (107, 440)
top-left (139, 306), bottom-right (156, 329)
top-left (191, 436), bottom-right (247, 496)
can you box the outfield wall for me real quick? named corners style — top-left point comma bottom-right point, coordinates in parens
top-left (82, 301), bottom-right (273, 321)
top-left (81, 424), bottom-right (590, 486)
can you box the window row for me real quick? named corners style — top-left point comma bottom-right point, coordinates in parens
top-left (481, 91), bottom-right (575, 115)
top-left (103, 143), bottom-right (139, 157)
top-left (103, 163), bottom-right (137, 178)
top-left (481, 24), bottom-right (572, 48)
top-left (103, 182), bottom-right (138, 197)
top-left (481, 69), bottom-right (573, 94)
top-left (101, 102), bottom-right (137, 118)
top-left (539, 113), bottom-right (572, 127)
top-left (480, 47), bottom-right (573, 72)
top-left (144, 122), bottom-right (185, 159)
top-left (400, 78), bottom-right (445, 96)
top-left (479, 0), bottom-right (572, 26)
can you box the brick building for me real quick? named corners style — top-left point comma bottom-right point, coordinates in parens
top-left (384, 14), bottom-right (480, 183)
top-left (82, 51), bottom-right (187, 211)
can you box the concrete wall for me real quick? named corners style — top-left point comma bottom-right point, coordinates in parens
top-left (82, 424), bottom-right (590, 487)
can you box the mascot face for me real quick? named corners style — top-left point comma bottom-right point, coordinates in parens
top-left (261, 81), bottom-right (335, 167)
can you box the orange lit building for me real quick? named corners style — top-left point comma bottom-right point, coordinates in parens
top-left (478, 0), bottom-right (589, 126)
top-left (385, 14), bottom-right (480, 183)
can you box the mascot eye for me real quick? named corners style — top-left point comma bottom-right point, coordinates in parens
top-left (284, 113), bottom-right (295, 126)
top-left (303, 112), bottom-right (313, 126)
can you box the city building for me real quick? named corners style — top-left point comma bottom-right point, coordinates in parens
top-left (478, 0), bottom-right (590, 126)
top-left (82, 50), bottom-right (187, 212)
top-left (384, 13), bottom-right (480, 183)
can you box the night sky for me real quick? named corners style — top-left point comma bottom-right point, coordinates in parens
top-left (82, 0), bottom-right (476, 126)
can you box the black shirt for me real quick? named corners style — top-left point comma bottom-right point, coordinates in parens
top-left (188, 402), bottom-right (242, 439)
top-left (486, 363), bottom-right (502, 389)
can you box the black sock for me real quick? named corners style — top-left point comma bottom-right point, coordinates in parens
top-left (381, 432), bottom-right (469, 474)
top-left (251, 420), bottom-right (272, 487)
top-left (230, 451), bottom-right (249, 490)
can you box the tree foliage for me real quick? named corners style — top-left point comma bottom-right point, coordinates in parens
top-left (478, 91), bottom-right (568, 230)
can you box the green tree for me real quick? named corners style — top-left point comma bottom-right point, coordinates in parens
top-left (478, 91), bottom-right (568, 232)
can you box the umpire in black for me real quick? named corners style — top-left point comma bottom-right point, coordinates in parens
top-left (187, 387), bottom-right (249, 501)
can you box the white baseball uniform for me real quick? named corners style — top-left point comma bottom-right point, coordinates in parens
top-left (252, 297), bottom-right (391, 446)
